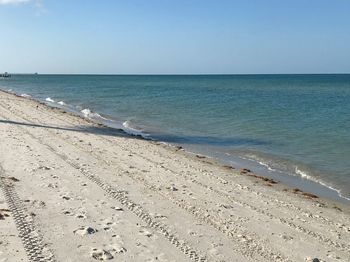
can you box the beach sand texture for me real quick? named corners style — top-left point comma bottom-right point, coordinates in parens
top-left (0, 90), bottom-right (349, 262)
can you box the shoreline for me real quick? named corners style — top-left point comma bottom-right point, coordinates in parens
top-left (2, 86), bottom-right (349, 205)
top-left (0, 89), bottom-right (350, 261)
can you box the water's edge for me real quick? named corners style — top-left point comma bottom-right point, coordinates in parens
top-left (1, 87), bottom-right (349, 205)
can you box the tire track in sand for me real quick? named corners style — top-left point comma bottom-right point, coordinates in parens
top-left (0, 112), bottom-right (208, 262)
top-left (0, 164), bottom-right (55, 262)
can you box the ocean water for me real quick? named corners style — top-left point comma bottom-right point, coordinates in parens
top-left (1, 74), bottom-right (350, 202)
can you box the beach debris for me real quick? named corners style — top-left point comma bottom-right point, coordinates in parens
top-left (111, 206), bottom-right (123, 211)
top-left (196, 154), bottom-right (206, 159)
top-left (305, 257), bottom-right (321, 262)
top-left (292, 188), bottom-right (302, 193)
top-left (302, 192), bottom-right (319, 199)
top-left (240, 168), bottom-right (251, 174)
top-left (170, 185), bottom-right (178, 191)
top-left (315, 202), bottom-right (326, 208)
top-left (74, 226), bottom-right (98, 236)
top-left (0, 176), bottom-right (20, 182)
top-left (291, 188), bottom-right (319, 199)
top-left (91, 249), bottom-right (113, 260)
top-left (242, 171), bottom-right (278, 184)
top-left (223, 165), bottom-right (235, 170)
top-left (8, 176), bottom-right (20, 182)
top-left (62, 210), bottom-right (72, 215)
top-left (152, 213), bottom-right (167, 219)
top-left (62, 196), bottom-right (71, 200)
top-left (333, 205), bottom-right (342, 212)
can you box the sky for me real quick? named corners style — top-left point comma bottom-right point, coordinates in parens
top-left (0, 0), bottom-right (350, 74)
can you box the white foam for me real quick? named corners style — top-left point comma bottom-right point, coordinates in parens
top-left (81, 108), bottom-right (104, 119)
top-left (57, 101), bottom-right (66, 105)
top-left (258, 161), bottom-right (276, 171)
top-left (295, 167), bottom-right (311, 179)
top-left (295, 167), bottom-right (350, 201)
top-left (81, 108), bottom-right (94, 117)
top-left (45, 97), bottom-right (55, 103)
top-left (241, 154), bottom-right (276, 172)
top-left (239, 153), bottom-right (350, 202)
top-left (21, 93), bottom-right (31, 98)
top-left (122, 120), bottom-right (145, 137)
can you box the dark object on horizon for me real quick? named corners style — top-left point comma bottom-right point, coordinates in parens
top-left (1, 72), bottom-right (11, 78)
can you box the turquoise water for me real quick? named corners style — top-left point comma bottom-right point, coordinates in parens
top-left (1, 74), bottom-right (350, 202)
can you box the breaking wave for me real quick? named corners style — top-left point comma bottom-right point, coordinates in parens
top-left (122, 120), bottom-right (148, 138)
top-left (45, 97), bottom-right (55, 103)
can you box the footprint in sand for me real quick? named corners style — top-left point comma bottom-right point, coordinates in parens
top-left (91, 249), bottom-right (113, 260)
top-left (90, 242), bottom-right (127, 260)
top-left (62, 209), bottom-right (72, 216)
top-left (139, 228), bottom-right (155, 238)
top-left (38, 165), bottom-right (53, 171)
top-left (47, 183), bottom-right (58, 189)
top-left (0, 209), bottom-right (11, 220)
top-left (75, 213), bottom-right (87, 219)
top-left (99, 220), bottom-right (118, 232)
top-left (109, 243), bottom-right (127, 254)
top-left (31, 200), bottom-right (46, 209)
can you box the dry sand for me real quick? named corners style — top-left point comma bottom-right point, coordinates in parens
top-left (0, 89), bottom-right (349, 262)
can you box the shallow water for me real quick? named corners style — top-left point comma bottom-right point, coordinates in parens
top-left (1, 74), bottom-right (350, 202)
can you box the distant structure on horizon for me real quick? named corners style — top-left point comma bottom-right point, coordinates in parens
top-left (1, 72), bottom-right (11, 78)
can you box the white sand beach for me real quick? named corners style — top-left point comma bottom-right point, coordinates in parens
top-left (0, 89), bottom-right (349, 262)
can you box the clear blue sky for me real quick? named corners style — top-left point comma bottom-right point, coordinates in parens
top-left (1, 0), bottom-right (349, 74)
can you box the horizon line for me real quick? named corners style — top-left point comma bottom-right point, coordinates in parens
top-left (3, 72), bottom-right (350, 76)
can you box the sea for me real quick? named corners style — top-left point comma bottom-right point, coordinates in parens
top-left (1, 74), bottom-right (349, 203)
